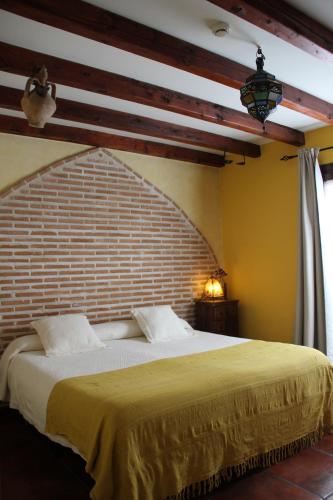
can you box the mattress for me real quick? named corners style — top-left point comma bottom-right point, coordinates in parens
top-left (5, 331), bottom-right (248, 451)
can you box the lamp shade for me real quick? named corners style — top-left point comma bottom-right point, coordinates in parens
top-left (204, 278), bottom-right (224, 298)
top-left (240, 48), bottom-right (282, 124)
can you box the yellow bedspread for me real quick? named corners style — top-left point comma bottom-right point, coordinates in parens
top-left (45, 340), bottom-right (333, 500)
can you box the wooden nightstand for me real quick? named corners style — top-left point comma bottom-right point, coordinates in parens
top-left (195, 298), bottom-right (239, 337)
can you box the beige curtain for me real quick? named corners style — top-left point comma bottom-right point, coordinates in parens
top-left (294, 148), bottom-right (327, 353)
top-left (323, 179), bottom-right (333, 360)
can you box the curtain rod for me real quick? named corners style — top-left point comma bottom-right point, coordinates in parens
top-left (280, 145), bottom-right (333, 162)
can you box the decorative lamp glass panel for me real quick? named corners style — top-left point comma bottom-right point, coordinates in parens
top-left (204, 278), bottom-right (223, 298)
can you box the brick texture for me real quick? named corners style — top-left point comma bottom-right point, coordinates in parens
top-left (0, 148), bottom-right (217, 355)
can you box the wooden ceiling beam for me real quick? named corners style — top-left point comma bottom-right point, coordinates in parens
top-left (0, 42), bottom-right (303, 147)
top-left (0, 0), bottom-right (332, 123)
top-left (208, 0), bottom-right (333, 63)
top-left (0, 85), bottom-right (260, 157)
top-left (0, 115), bottom-right (228, 168)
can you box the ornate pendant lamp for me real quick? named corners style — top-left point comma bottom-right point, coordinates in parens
top-left (240, 48), bottom-right (282, 126)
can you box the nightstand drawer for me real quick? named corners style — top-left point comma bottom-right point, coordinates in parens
top-left (195, 299), bottom-right (239, 337)
top-left (209, 321), bottom-right (225, 334)
top-left (213, 307), bottom-right (224, 321)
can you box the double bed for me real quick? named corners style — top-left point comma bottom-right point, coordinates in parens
top-left (1, 326), bottom-right (333, 500)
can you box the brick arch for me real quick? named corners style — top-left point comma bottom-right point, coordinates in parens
top-left (0, 147), bottom-right (217, 353)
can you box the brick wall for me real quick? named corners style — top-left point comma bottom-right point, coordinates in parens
top-left (0, 148), bottom-right (217, 354)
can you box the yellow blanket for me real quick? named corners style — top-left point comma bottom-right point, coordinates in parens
top-left (45, 341), bottom-right (333, 500)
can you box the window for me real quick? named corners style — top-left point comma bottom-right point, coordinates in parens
top-left (321, 163), bottom-right (333, 360)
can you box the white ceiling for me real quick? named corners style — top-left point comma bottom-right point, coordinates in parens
top-left (287, 0), bottom-right (333, 32)
top-left (0, 0), bottom-right (332, 152)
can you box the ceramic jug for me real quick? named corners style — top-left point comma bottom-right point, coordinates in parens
top-left (21, 66), bottom-right (56, 128)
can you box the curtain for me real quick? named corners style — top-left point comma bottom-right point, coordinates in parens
top-left (323, 179), bottom-right (333, 360)
top-left (294, 148), bottom-right (328, 353)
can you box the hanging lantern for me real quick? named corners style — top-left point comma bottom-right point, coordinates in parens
top-left (240, 47), bottom-right (282, 125)
top-left (21, 66), bottom-right (56, 128)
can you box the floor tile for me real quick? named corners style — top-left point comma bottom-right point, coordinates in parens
top-left (0, 456), bottom-right (3, 500)
top-left (206, 471), bottom-right (320, 499)
top-left (269, 448), bottom-right (333, 498)
top-left (0, 410), bottom-right (91, 500)
top-left (51, 446), bottom-right (94, 488)
top-left (1, 445), bottom-right (90, 500)
top-left (313, 434), bottom-right (333, 456)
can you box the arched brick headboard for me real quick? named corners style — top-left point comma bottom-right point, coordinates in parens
top-left (0, 148), bottom-right (217, 354)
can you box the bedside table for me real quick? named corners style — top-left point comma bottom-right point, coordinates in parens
top-left (195, 299), bottom-right (239, 337)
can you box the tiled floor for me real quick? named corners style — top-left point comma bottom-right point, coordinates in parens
top-left (1, 407), bottom-right (333, 499)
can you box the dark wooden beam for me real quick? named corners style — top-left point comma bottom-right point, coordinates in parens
top-left (0, 0), bottom-right (332, 123)
top-left (0, 42), bottom-right (303, 147)
top-left (0, 85), bottom-right (260, 157)
top-left (208, 0), bottom-right (333, 63)
top-left (0, 114), bottom-right (228, 168)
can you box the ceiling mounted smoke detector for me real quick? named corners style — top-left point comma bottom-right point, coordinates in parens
top-left (212, 21), bottom-right (230, 37)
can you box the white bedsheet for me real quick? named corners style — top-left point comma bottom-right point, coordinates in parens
top-left (4, 331), bottom-right (248, 451)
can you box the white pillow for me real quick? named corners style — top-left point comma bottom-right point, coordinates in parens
top-left (131, 306), bottom-right (194, 343)
top-left (31, 314), bottom-right (105, 356)
top-left (92, 319), bottom-right (143, 341)
top-left (180, 318), bottom-right (193, 330)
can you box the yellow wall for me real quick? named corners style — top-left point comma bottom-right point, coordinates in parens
top-left (0, 133), bottom-right (222, 262)
top-left (219, 125), bottom-right (333, 343)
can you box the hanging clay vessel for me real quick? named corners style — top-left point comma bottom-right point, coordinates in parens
top-left (21, 66), bottom-right (56, 128)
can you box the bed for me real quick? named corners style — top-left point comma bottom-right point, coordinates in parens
top-left (1, 327), bottom-right (333, 500)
